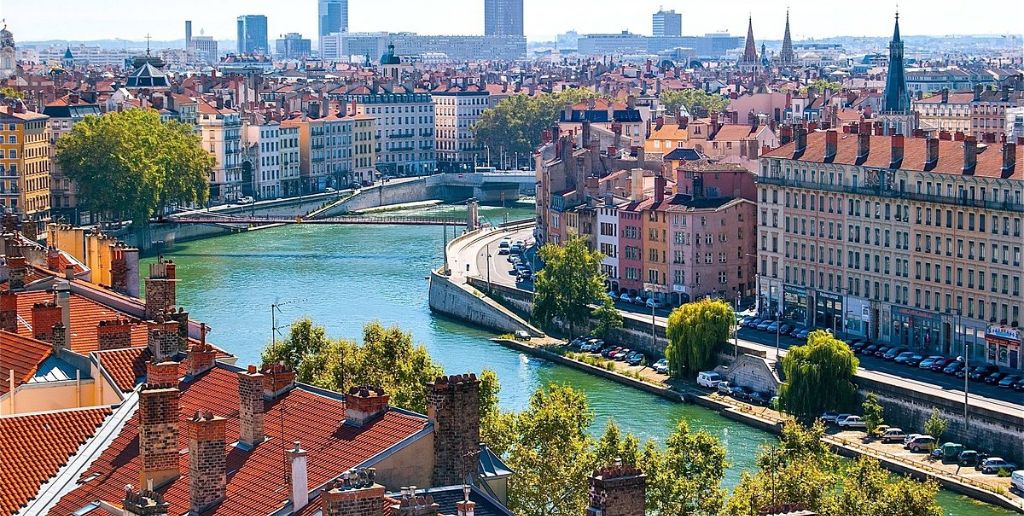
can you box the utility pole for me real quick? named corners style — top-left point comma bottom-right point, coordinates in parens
top-left (734, 291), bottom-right (740, 357)
top-left (486, 243), bottom-right (492, 292)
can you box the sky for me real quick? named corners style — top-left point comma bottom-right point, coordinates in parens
top-left (1, 0), bottom-right (1022, 43)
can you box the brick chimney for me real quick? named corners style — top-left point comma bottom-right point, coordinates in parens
top-left (288, 441), bottom-right (309, 511)
top-left (187, 411), bottom-right (227, 513)
top-left (793, 125), bottom-right (807, 155)
top-left (238, 365), bottom-right (265, 448)
top-left (320, 469), bottom-right (385, 516)
top-left (890, 134), bottom-right (905, 168)
top-left (1002, 142), bottom-right (1017, 178)
top-left (778, 125), bottom-right (792, 145)
top-left (963, 136), bottom-right (978, 175)
top-left (345, 385), bottom-right (390, 427)
top-left (653, 174), bottom-right (666, 204)
top-left (146, 360), bottom-right (179, 388)
top-left (51, 322), bottom-right (68, 355)
top-left (7, 255), bottom-right (27, 291)
top-left (138, 375), bottom-right (180, 489)
top-left (857, 130), bottom-right (871, 161)
top-left (391, 490), bottom-right (439, 516)
top-left (585, 463), bottom-right (646, 516)
top-left (0, 290), bottom-right (17, 332)
top-left (939, 130), bottom-right (952, 141)
top-left (261, 362), bottom-right (296, 399)
top-left (824, 130), bottom-right (838, 161)
top-left (186, 342), bottom-right (217, 377)
top-left (97, 319), bottom-right (133, 350)
top-left (144, 258), bottom-right (177, 320)
top-left (147, 315), bottom-right (181, 362)
top-left (46, 246), bottom-right (60, 271)
top-left (31, 301), bottom-right (62, 342)
top-left (427, 374), bottom-right (481, 487)
top-left (926, 137), bottom-right (940, 169)
top-left (122, 484), bottom-right (170, 516)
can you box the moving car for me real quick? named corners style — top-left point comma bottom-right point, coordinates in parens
top-left (653, 359), bottom-right (669, 374)
top-left (880, 427), bottom-right (907, 443)
top-left (906, 435), bottom-right (937, 452)
top-left (979, 458), bottom-right (1017, 475)
top-left (513, 330), bottom-right (531, 341)
top-left (498, 239), bottom-right (511, 254)
top-left (838, 415), bottom-right (866, 429)
top-left (697, 371), bottom-right (723, 388)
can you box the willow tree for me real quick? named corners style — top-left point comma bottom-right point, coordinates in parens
top-left (532, 235), bottom-right (609, 338)
top-left (55, 108), bottom-right (212, 223)
top-left (664, 299), bottom-right (734, 378)
top-left (779, 330), bottom-right (859, 419)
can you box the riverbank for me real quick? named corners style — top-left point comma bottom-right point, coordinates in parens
top-left (487, 335), bottom-right (1024, 513)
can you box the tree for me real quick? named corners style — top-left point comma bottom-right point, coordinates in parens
top-left (260, 318), bottom-right (443, 413)
top-left (799, 79), bottom-right (843, 95)
top-left (822, 456), bottom-right (942, 516)
top-left (778, 330), bottom-right (859, 420)
top-left (660, 89), bottom-right (730, 118)
top-left (0, 86), bottom-right (23, 99)
top-left (532, 235), bottom-right (609, 338)
top-left (862, 392), bottom-right (885, 437)
top-left (924, 408), bottom-right (948, 443)
top-left (644, 419), bottom-right (728, 515)
top-left (55, 109), bottom-right (211, 223)
top-left (472, 88), bottom-right (600, 163)
top-left (664, 299), bottom-right (733, 378)
top-left (591, 296), bottom-right (623, 339)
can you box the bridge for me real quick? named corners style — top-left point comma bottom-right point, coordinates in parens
top-left (167, 214), bottom-right (468, 226)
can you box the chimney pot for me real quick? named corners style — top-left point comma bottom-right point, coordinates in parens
top-left (825, 130), bottom-right (838, 160)
top-left (138, 384), bottom-right (180, 490)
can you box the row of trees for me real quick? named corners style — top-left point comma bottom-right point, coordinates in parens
top-left (659, 89), bottom-right (731, 119)
top-left (55, 109), bottom-right (213, 224)
top-left (472, 88), bottom-right (601, 159)
top-left (263, 317), bottom-right (941, 515)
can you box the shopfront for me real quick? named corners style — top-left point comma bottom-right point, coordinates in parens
top-left (813, 291), bottom-right (843, 332)
top-left (985, 326), bottom-right (1021, 370)
top-left (844, 297), bottom-right (871, 339)
top-left (783, 285), bottom-right (809, 327)
top-left (891, 306), bottom-right (943, 354)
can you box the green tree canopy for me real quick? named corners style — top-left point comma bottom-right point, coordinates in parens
top-left (472, 88), bottom-right (600, 159)
top-left (261, 318), bottom-right (444, 413)
top-left (660, 89), bottom-right (730, 118)
top-left (591, 296), bottom-right (623, 339)
top-left (55, 108), bottom-right (211, 223)
top-left (532, 235), bottom-right (610, 338)
top-left (664, 299), bottom-right (733, 378)
top-left (862, 392), bottom-right (885, 436)
top-left (0, 86), bottom-right (23, 99)
top-left (778, 330), bottom-right (859, 419)
top-left (924, 408), bottom-right (948, 442)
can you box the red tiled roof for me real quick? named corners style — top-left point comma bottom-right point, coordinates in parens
top-left (762, 131), bottom-right (1024, 180)
top-left (12, 290), bottom-right (148, 354)
top-left (0, 331), bottom-right (52, 395)
top-left (52, 367), bottom-right (429, 515)
top-left (93, 346), bottom-right (149, 392)
top-left (915, 92), bottom-right (974, 104)
top-left (711, 124), bottom-right (755, 142)
top-left (0, 406), bottom-right (112, 515)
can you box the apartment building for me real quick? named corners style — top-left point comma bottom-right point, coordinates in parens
top-left (0, 102), bottom-right (50, 221)
top-left (278, 123), bottom-right (301, 196)
top-left (245, 119), bottom-right (282, 199)
top-left (913, 90), bottom-right (973, 134)
top-left (352, 114), bottom-right (377, 184)
top-left (338, 84), bottom-right (436, 176)
top-left (42, 93), bottom-right (101, 224)
top-left (432, 84), bottom-right (488, 166)
top-left (199, 100), bottom-right (243, 202)
top-left (758, 123), bottom-right (1023, 370)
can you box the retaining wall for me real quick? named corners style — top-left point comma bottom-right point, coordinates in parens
top-left (427, 269), bottom-right (544, 337)
top-left (318, 178), bottom-right (435, 216)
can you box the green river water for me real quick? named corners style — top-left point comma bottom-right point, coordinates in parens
top-left (141, 203), bottom-right (1009, 515)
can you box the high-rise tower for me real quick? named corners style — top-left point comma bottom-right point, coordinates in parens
top-left (780, 10), bottom-right (794, 64)
top-left (653, 9), bottom-right (682, 37)
top-left (236, 15), bottom-right (269, 54)
top-left (318, 0), bottom-right (348, 37)
top-left (484, 0), bottom-right (524, 37)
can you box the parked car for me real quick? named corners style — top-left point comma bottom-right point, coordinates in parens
top-left (984, 371), bottom-right (1006, 384)
top-left (863, 344), bottom-right (880, 355)
top-left (943, 361), bottom-right (964, 375)
top-left (238, 196), bottom-right (255, 204)
top-left (613, 348), bottom-right (632, 361)
top-left (835, 413), bottom-right (853, 426)
top-left (820, 411), bottom-right (841, 423)
top-left (918, 356), bottom-right (944, 369)
top-left (626, 352), bottom-right (644, 366)
top-left (938, 442), bottom-right (965, 463)
top-left (646, 298), bottom-right (665, 309)
top-left (697, 371), bottom-right (723, 388)
top-left (731, 386), bottom-right (753, 401)
top-left (1011, 470), bottom-right (1024, 494)
top-left (980, 458), bottom-right (1017, 475)
top-left (893, 351), bottom-right (915, 364)
top-left (513, 330), bottom-right (531, 341)
top-left (904, 354), bottom-right (924, 367)
top-left (998, 375), bottom-right (1022, 388)
top-left (653, 358), bottom-right (669, 374)
top-left (794, 328), bottom-right (810, 340)
top-left (957, 450), bottom-right (980, 467)
top-left (903, 433), bottom-right (924, 446)
top-left (871, 425), bottom-right (892, 438)
top-left (880, 427), bottom-right (907, 443)
top-left (757, 320), bottom-right (773, 331)
top-left (906, 435), bottom-right (937, 452)
top-left (1014, 378), bottom-right (1024, 392)
top-left (716, 381), bottom-right (733, 395)
top-left (766, 321), bottom-right (781, 333)
top-left (788, 325), bottom-right (805, 337)
top-left (632, 295), bottom-right (647, 306)
top-left (838, 415), bottom-right (866, 429)
top-left (928, 357), bottom-right (951, 371)
top-left (749, 391), bottom-right (771, 406)
top-left (884, 347), bottom-right (907, 360)
top-left (737, 316), bottom-right (753, 327)
top-left (851, 341), bottom-right (869, 354)
top-left (619, 293), bottom-right (633, 303)
top-left (601, 347), bottom-right (621, 358)
top-left (968, 364), bottom-right (999, 381)
top-left (873, 345), bottom-right (891, 358)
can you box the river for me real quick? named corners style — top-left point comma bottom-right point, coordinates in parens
top-left (141, 202), bottom-right (1008, 515)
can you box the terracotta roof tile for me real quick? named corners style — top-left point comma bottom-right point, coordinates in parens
top-left (0, 331), bottom-right (52, 395)
top-left (13, 290), bottom-right (147, 354)
top-left (763, 131), bottom-right (1024, 180)
top-left (0, 406), bottom-right (112, 515)
top-left (93, 346), bottom-right (150, 392)
top-left (52, 367), bottom-right (429, 515)
top-left (711, 124), bottom-right (755, 142)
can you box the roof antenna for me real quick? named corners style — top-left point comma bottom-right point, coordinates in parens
top-left (145, 33), bottom-right (152, 56)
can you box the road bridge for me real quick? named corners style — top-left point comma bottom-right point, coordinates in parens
top-left (167, 214), bottom-right (468, 226)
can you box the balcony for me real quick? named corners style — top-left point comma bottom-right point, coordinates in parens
top-left (389, 131), bottom-right (415, 139)
top-left (757, 175), bottom-right (1024, 213)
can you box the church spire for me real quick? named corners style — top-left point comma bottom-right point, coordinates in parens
top-left (742, 15), bottom-right (758, 63)
top-left (883, 11), bottom-right (910, 113)
top-left (780, 9), bottom-right (795, 64)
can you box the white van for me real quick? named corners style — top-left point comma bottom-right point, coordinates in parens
top-left (1011, 470), bottom-right (1024, 494)
top-left (696, 371), bottom-right (723, 388)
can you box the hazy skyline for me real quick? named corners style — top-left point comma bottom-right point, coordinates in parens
top-left (1, 0), bottom-right (1022, 43)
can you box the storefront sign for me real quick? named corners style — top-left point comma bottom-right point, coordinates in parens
top-left (986, 325), bottom-right (1021, 343)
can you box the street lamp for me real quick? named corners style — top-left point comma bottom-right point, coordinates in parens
top-left (486, 244), bottom-right (492, 292)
